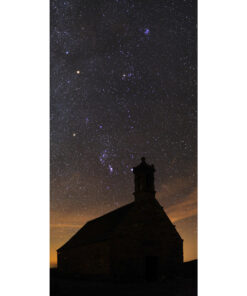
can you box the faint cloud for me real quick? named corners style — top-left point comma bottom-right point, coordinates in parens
top-left (166, 188), bottom-right (197, 222)
top-left (50, 223), bottom-right (83, 229)
top-left (157, 176), bottom-right (197, 223)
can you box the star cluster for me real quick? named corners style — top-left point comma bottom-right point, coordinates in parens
top-left (50, 0), bottom-right (197, 266)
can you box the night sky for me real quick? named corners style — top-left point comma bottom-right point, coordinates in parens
top-left (50, 0), bottom-right (197, 266)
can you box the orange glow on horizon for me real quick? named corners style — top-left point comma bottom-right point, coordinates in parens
top-left (50, 201), bottom-right (197, 267)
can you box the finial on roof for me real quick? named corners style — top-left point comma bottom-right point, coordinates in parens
top-left (141, 157), bottom-right (146, 163)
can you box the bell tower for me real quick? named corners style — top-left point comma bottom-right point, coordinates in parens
top-left (133, 157), bottom-right (156, 202)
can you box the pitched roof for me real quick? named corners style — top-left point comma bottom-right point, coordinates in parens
top-left (57, 202), bottom-right (134, 252)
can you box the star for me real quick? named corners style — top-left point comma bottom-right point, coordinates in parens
top-left (50, 0), bottom-right (197, 266)
top-left (144, 28), bottom-right (150, 35)
top-left (108, 165), bottom-right (114, 173)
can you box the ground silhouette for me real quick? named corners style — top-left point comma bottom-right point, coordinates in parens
top-left (50, 260), bottom-right (197, 296)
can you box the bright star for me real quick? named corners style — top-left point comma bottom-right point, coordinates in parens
top-left (108, 165), bottom-right (113, 173)
top-left (144, 28), bottom-right (150, 35)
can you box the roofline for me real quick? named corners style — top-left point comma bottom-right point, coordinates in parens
top-left (56, 202), bottom-right (135, 252)
top-left (85, 201), bottom-right (134, 224)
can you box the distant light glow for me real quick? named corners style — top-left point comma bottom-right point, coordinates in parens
top-left (76, 70), bottom-right (80, 74)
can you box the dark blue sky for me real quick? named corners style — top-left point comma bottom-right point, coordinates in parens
top-left (50, 0), bottom-right (197, 265)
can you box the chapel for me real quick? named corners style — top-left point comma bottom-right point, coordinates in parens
top-left (57, 157), bottom-right (183, 281)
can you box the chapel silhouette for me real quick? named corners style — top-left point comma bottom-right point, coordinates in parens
top-left (57, 157), bottom-right (183, 281)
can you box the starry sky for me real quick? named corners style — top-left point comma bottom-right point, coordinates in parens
top-left (50, 0), bottom-right (197, 267)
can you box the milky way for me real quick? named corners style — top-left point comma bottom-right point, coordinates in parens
top-left (50, 0), bottom-right (197, 265)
